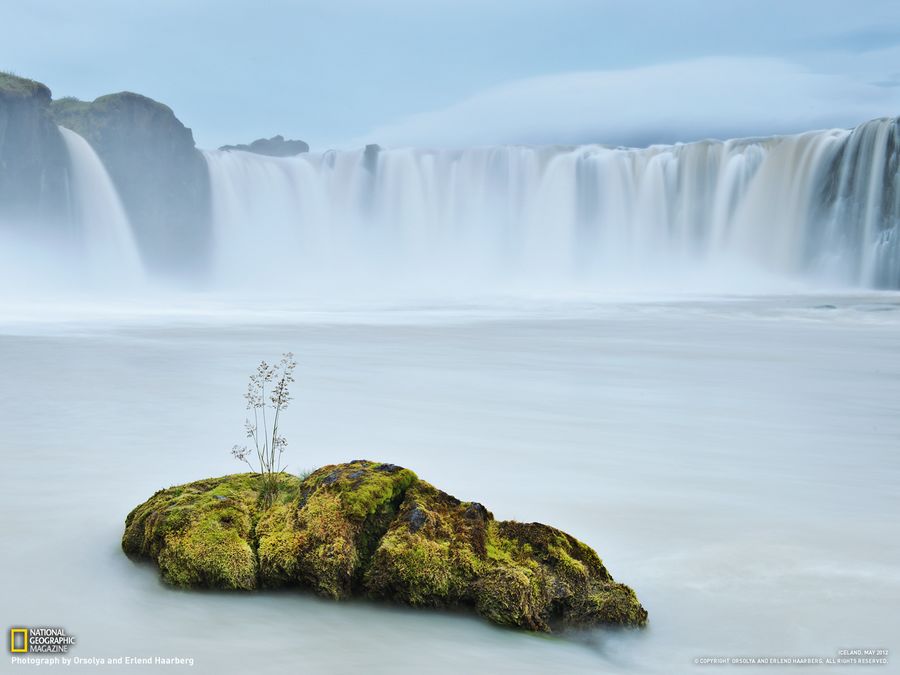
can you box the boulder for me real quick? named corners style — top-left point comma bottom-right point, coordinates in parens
top-left (122, 460), bottom-right (647, 632)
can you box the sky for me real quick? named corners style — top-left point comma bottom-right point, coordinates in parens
top-left (2, 0), bottom-right (899, 149)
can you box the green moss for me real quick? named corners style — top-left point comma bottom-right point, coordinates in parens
top-left (122, 473), bottom-right (300, 590)
top-left (484, 521), bottom-right (525, 564)
top-left (582, 584), bottom-right (648, 626)
top-left (364, 485), bottom-right (644, 630)
top-left (157, 513), bottom-right (256, 589)
top-left (367, 530), bottom-right (457, 605)
top-left (255, 503), bottom-right (302, 587)
top-left (475, 520), bottom-right (645, 629)
top-left (475, 566), bottom-right (548, 631)
top-left (292, 489), bottom-right (359, 598)
top-left (303, 460), bottom-right (417, 519)
top-left (365, 481), bottom-right (490, 607)
top-left (256, 461), bottom-right (419, 598)
top-left (123, 462), bottom-right (647, 632)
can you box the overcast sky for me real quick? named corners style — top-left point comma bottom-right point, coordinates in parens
top-left (2, 0), bottom-right (899, 149)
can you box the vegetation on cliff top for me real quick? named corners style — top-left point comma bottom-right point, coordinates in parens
top-left (123, 460), bottom-right (647, 632)
top-left (49, 92), bottom-right (186, 143)
top-left (0, 71), bottom-right (51, 100)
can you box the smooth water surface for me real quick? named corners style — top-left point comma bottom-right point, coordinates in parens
top-left (1, 295), bottom-right (898, 674)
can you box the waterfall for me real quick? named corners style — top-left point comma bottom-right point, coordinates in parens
top-left (59, 126), bottom-right (144, 283)
top-left (203, 117), bottom-right (900, 293)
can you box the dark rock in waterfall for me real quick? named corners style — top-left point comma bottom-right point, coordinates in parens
top-left (363, 144), bottom-right (381, 173)
top-left (51, 92), bottom-right (211, 277)
top-left (219, 135), bottom-right (309, 157)
top-left (0, 72), bottom-right (71, 231)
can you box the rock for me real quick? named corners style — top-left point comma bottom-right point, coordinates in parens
top-left (363, 143), bottom-right (381, 173)
top-left (407, 506), bottom-right (428, 532)
top-left (0, 72), bottom-right (70, 229)
top-left (122, 460), bottom-right (647, 632)
top-left (122, 474), bottom-right (264, 589)
top-left (219, 135), bottom-right (309, 157)
top-left (259, 461), bottom-right (417, 598)
top-left (50, 92), bottom-right (210, 277)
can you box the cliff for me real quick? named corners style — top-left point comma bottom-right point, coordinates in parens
top-left (51, 92), bottom-right (210, 276)
top-left (0, 72), bottom-right (70, 230)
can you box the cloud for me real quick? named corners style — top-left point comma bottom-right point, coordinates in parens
top-left (356, 56), bottom-right (900, 149)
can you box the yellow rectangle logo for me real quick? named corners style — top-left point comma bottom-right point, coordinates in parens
top-left (10, 628), bottom-right (28, 653)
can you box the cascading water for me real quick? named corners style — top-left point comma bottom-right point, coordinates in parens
top-left (58, 126), bottom-right (144, 284)
top-left (203, 117), bottom-right (900, 294)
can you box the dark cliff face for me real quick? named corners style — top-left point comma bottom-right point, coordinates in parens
top-left (0, 73), bottom-right (71, 231)
top-left (51, 92), bottom-right (211, 277)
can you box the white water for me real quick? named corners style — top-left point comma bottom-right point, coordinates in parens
top-left (0, 128), bottom-right (144, 294)
top-left (2, 118), bottom-right (899, 674)
top-left (204, 118), bottom-right (900, 295)
top-left (1, 297), bottom-right (898, 674)
top-left (57, 127), bottom-right (144, 284)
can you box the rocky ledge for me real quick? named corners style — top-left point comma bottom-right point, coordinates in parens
top-left (219, 135), bottom-right (309, 156)
top-left (122, 460), bottom-right (647, 632)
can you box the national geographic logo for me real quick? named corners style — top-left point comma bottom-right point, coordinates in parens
top-left (8, 627), bottom-right (76, 653)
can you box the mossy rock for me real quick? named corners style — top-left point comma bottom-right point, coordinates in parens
top-left (122, 473), bottom-right (297, 589)
top-left (257, 461), bottom-right (417, 598)
top-left (123, 461), bottom-right (647, 632)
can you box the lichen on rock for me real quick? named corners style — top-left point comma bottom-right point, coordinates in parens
top-left (123, 460), bottom-right (647, 631)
